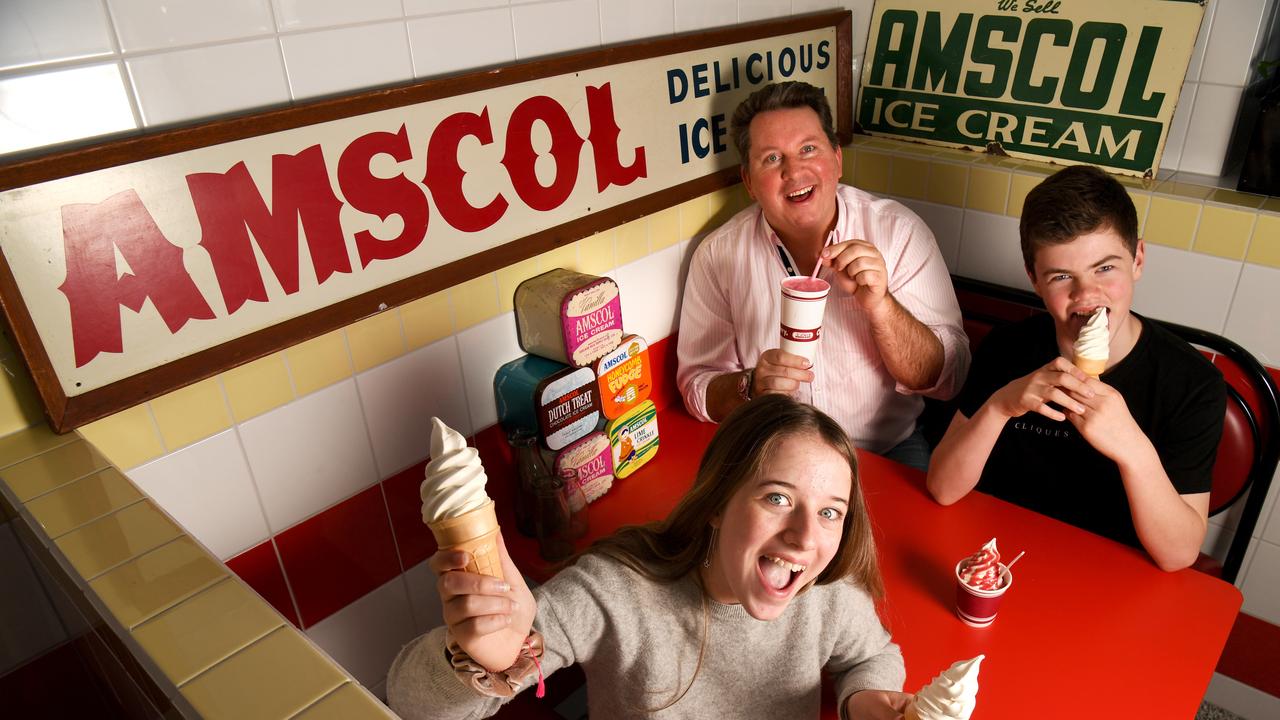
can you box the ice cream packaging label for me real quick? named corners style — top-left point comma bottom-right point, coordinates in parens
top-left (594, 334), bottom-right (652, 419)
top-left (515, 268), bottom-right (623, 367)
top-left (606, 399), bottom-right (659, 479)
top-left (493, 354), bottom-right (571, 437)
top-left (554, 431), bottom-right (614, 503)
top-left (537, 365), bottom-right (602, 451)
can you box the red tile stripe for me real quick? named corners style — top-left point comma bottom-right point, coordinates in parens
top-left (1217, 612), bottom-right (1280, 699)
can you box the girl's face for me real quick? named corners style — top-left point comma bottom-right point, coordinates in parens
top-left (701, 433), bottom-right (852, 620)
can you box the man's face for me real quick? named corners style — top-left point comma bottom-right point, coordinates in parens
top-left (740, 107), bottom-right (843, 245)
top-left (1029, 228), bottom-right (1144, 349)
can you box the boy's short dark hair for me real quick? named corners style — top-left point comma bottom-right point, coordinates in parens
top-left (729, 81), bottom-right (839, 165)
top-left (1019, 165), bottom-right (1139, 274)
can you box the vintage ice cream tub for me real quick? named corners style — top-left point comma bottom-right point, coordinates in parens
top-left (605, 399), bottom-right (659, 479)
top-left (554, 431), bottom-right (614, 503)
top-left (594, 334), bottom-right (653, 419)
top-left (514, 268), bottom-right (623, 367)
top-left (493, 354), bottom-right (568, 437)
top-left (536, 365), bottom-right (602, 451)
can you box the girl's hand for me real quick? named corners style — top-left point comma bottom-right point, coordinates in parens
top-left (430, 531), bottom-right (536, 672)
top-left (845, 689), bottom-right (913, 720)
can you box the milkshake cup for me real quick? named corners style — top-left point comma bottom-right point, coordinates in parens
top-left (954, 561), bottom-right (1011, 627)
top-left (779, 277), bottom-right (830, 363)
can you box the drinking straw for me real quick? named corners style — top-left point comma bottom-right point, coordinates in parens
top-left (1005, 551), bottom-right (1026, 569)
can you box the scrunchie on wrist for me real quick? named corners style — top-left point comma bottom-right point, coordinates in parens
top-left (444, 630), bottom-right (546, 699)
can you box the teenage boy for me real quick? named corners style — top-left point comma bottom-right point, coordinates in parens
top-left (926, 165), bottom-right (1225, 571)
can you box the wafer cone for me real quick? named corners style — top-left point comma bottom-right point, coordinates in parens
top-left (428, 500), bottom-right (504, 581)
top-left (1073, 354), bottom-right (1107, 378)
top-left (903, 701), bottom-right (922, 720)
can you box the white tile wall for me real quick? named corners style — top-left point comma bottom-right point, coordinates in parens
top-left (238, 379), bottom-right (379, 532)
top-left (674, 0), bottom-right (738, 33)
top-left (455, 312), bottom-right (524, 434)
top-left (613, 243), bottom-right (685, 345)
top-left (1205, 672), bottom-right (1280, 720)
top-left (281, 22), bottom-right (413, 100)
top-left (896, 199), bottom-right (963, 273)
top-left (0, 64), bottom-right (137, 155)
top-left (955, 210), bottom-right (1031, 291)
top-left (356, 337), bottom-right (471, 478)
top-left (402, 559), bottom-right (444, 633)
top-left (739, 0), bottom-right (791, 23)
top-left (1132, 243), bottom-right (1241, 334)
top-left (1224, 262), bottom-right (1280, 366)
top-left (511, 0), bottom-right (601, 60)
top-left (1184, 0), bottom-right (1214, 83)
top-left (407, 9), bottom-right (515, 77)
top-left (1261, 469), bottom-right (1280, 545)
top-left (1158, 82), bottom-right (1196, 173)
top-left (795, 0), bottom-right (842, 14)
top-left (305, 576), bottom-right (416, 688)
top-left (599, 0), bottom-right (675, 45)
top-left (126, 39), bottom-right (290, 126)
top-left (1199, 0), bottom-right (1269, 87)
top-left (0, 0), bottom-right (114, 71)
top-left (1179, 83), bottom-right (1245, 177)
top-left (128, 430), bottom-right (271, 559)
top-left (404, 0), bottom-right (508, 16)
top-left (107, 0), bottom-right (274, 52)
top-left (1241, 539), bottom-right (1280, 624)
top-left (270, 0), bottom-right (403, 32)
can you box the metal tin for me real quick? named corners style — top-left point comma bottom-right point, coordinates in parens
top-left (554, 431), bottom-right (614, 503)
top-left (594, 334), bottom-right (653, 419)
top-left (493, 354), bottom-right (568, 437)
top-left (605, 399), bottom-right (659, 479)
top-left (514, 268), bottom-right (623, 367)
top-left (536, 365), bottom-right (602, 451)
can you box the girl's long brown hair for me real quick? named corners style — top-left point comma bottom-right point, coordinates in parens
top-left (589, 393), bottom-right (883, 597)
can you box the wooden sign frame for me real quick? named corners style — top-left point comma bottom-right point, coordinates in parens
top-left (0, 11), bottom-right (852, 433)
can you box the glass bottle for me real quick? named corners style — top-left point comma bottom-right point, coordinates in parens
top-left (534, 473), bottom-right (574, 562)
top-left (508, 429), bottom-right (545, 538)
top-left (557, 467), bottom-right (589, 541)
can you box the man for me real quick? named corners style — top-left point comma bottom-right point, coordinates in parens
top-left (926, 165), bottom-right (1226, 571)
top-left (677, 82), bottom-right (969, 470)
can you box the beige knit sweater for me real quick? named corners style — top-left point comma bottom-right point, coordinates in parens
top-left (388, 553), bottom-right (904, 720)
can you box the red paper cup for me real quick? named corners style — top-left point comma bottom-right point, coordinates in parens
top-left (955, 561), bottom-right (1012, 627)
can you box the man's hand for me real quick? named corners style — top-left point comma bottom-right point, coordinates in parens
top-left (821, 240), bottom-right (889, 316)
top-left (987, 357), bottom-right (1093, 421)
top-left (1064, 378), bottom-right (1145, 462)
top-left (431, 531), bottom-right (536, 672)
top-left (845, 689), bottom-right (912, 720)
top-left (754, 348), bottom-right (815, 396)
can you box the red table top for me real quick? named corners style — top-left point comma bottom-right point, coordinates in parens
top-left (478, 405), bottom-right (1242, 719)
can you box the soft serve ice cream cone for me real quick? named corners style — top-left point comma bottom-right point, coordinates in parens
top-left (421, 417), bottom-right (503, 581)
top-left (1073, 307), bottom-right (1109, 378)
top-left (904, 655), bottom-right (984, 720)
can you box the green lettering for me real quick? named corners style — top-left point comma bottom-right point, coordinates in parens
top-left (964, 15), bottom-right (1020, 98)
top-left (1012, 19), bottom-right (1071, 104)
top-left (870, 10), bottom-right (918, 87)
top-left (911, 12), bottom-right (973, 94)
top-left (1061, 22), bottom-right (1125, 110)
top-left (1119, 26), bottom-right (1166, 118)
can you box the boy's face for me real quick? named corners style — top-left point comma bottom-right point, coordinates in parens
top-left (1028, 227), bottom-right (1144, 348)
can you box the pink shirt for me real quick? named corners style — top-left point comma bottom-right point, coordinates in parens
top-left (677, 184), bottom-right (970, 453)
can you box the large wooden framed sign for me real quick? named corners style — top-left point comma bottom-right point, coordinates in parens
top-left (0, 12), bottom-right (852, 433)
top-left (857, 0), bottom-right (1204, 176)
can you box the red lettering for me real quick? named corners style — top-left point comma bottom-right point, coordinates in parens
top-left (187, 145), bottom-right (350, 314)
top-left (337, 125), bottom-right (429, 268)
top-left (58, 190), bottom-right (215, 368)
top-left (501, 96), bottom-right (585, 212)
top-left (586, 84), bottom-right (647, 191)
top-left (425, 108), bottom-right (508, 232)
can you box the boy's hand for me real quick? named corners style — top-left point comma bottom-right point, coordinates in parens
top-left (1064, 378), bottom-right (1144, 461)
top-left (431, 531), bottom-right (536, 672)
top-left (987, 357), bottom-right (1092, 421)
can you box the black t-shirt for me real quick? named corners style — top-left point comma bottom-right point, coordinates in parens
top-left (957, 313), bottom-right (1226, 547)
